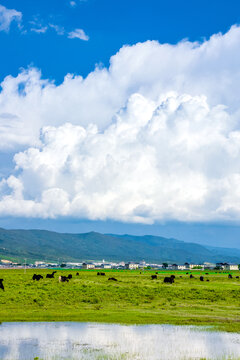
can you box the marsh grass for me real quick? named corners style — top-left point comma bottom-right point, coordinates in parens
top-left (0, 269), bottom-right (239, 332)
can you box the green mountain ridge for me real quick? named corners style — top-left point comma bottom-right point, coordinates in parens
top-left (0, 227), bottom-right (239, 264)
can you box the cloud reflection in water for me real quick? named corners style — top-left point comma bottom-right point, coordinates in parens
top-left (0, 322), bottom-right (239, 359)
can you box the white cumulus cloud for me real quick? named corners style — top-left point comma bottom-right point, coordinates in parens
top-left (1, 92), bottom-right (240, 223)
top-left (1, 26), bottom-right (240, 222)
top-left (0, 4), bottom-right (22, 32)
top-left (1, 26), bottom-right (240, 151)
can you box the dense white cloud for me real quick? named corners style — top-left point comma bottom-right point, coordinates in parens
top-left (1, 92), bottom-right (240, 223)
top-left (0, 4), bottom-right (22, 32)
top-left (1, 26), bottom-right (240, 151)
top-left (1, 26), bottom-right (240, 222)
top-left (68, 28), bottom-right (89, 40)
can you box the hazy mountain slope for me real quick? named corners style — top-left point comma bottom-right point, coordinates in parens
top-left (0, 228), bottom-right (239, 263)
top-left (205, 245), bottom-right (240, 259)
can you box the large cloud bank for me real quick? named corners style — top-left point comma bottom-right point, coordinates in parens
top-left (1, 26), bottom-right (240, 223)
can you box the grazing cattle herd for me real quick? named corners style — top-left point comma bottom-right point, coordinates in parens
top-left (0, 270), bottom-right (239, 291)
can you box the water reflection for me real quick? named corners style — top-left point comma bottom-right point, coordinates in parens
top-left (0, 322), bottom-right (239, 360)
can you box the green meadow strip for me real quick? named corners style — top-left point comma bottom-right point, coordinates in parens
top-left (0, 269), bottom-right (239, 332)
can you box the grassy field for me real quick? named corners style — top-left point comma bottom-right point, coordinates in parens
top-left (0, 268), bottom-right (239, 332)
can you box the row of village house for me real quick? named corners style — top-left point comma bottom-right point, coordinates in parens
top-left (81, 261), bottom-right (239, 271)
top-left (0, 259), bottom-right (239, 270)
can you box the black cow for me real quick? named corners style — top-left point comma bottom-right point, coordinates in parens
top-left (200, 276), bottom-right (204, 281)
top-left (32, 274), bottom-right (43, 281)
top-left (170, 275), bottom-right (175, 279)
top-left (163, 276), bottom-right (174, 284)
top-left (236, 276), bottom-right (239, 279)
top-left (59, 275), bottom-right (69, 282)
top-left (46, 271), bottom-right (57, 279)
top-left (108, 277), bottom-right (117, 281)
top-left (68, 274), bottom-right (72, 279)
top-left (97, 272), bottom-right (106, 276)
top-left (228, 274), bottom-right (233, 279)
top-left (76, 272), bottom-right (79, 276)
top-left (205, 273), bottom-right (209, 275)
top-left (206, 279), bottom-right (210, 282)
top-left (190, 274), bottom-right (194, 279)
top-left (0, 279), bottom-right (4, 291)
top-left (151, 275), bottom-right (157, 280)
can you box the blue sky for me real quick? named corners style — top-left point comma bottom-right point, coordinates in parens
top-left (1, 0), bottom-right (240, 248)
top-left (1, 0), bottom-right (240, 82)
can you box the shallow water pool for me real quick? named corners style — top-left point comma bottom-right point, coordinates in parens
top-left (0, 322), bottom-right (239, 359)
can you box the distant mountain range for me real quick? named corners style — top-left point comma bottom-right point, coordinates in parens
top-left (0, 227), bottom-right (239, 264)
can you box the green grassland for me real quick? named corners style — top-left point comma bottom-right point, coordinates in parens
top-left (0, 269), bottom-right (239, 332)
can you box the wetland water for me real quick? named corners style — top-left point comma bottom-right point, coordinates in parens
top-left (0, 322), bottom-right (239, 360)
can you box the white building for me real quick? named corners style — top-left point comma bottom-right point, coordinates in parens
top-left (82, 262), bottom-right (95, 269)
top-left (34, 261), bottom-right (46, 267)
top-left (125, 262), bottom-right (139, 270)
top-left (117, 262), bottom-right (125, 267)
top-left (203, 262), bottom-right (216, 270)
top-left (226, 264), bottom-right (239, 271)
top-left (172, 264), bottom-right (186, 270)
top-left (65, 262), bottom-right (81, 268)
top-left (1, 259), bottom-right (12, 265)
top-left (178, 264), bottom-right (187, 270)
top-left (139, 261), bottom-right (146, 269)
top-left (189, 264), bottom-right (203, 269)
top-left (101, 263), bottom-right (112, 269)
